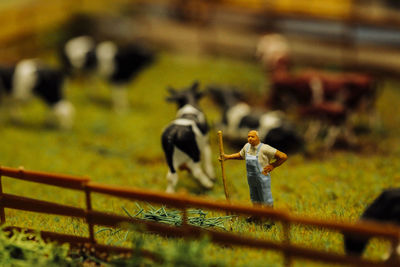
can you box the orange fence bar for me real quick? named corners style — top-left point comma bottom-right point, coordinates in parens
top-left (1, 193), bottom-right (87, 218)
top-left (0, 166), bottom-right (89, 190)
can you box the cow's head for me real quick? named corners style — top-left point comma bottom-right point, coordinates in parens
top-left (207, 85), bottom-right (244, 110)
top-left (344, 188), bottom-right (400, 257)
top-left (166, 81), bottom-right (203, 109)
top-left (256, 33), bottom-right (290, 69)
top-left (64, 35), bottom-right (97, 72)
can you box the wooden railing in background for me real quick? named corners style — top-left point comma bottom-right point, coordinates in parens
top-left (143, 0), bottom-right (400, 75)
top-left (149, 0), bottom-right (400, 28)
top-left (0, 165), bottom-right (398, 266)
top-left (2, 0), bottom-right (400, 74)
top-left (0, 0), bottom-right (136, 42)
top-left (0, 0), bottom-right (132, 63)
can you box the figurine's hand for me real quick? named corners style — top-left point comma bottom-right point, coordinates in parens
top-left (262, 165), bottom-right (274, 175)
top-left (218, 154), bottom-right (225, 162)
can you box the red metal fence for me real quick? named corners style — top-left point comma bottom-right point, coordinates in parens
top-left (0, 165), bottom-right (399, 266)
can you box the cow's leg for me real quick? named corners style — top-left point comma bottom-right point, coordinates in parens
top-left (304, 120), bottom-right (321, 142)
top-left (202, 143), bottom-right (215, 181)
top-left (310, 76), bottom-right (323, 105)
top-left (51, 100), bottom-right (75, 129)
top-left (368, 108), bottom-right (381, 130)
top-left (86, 74), bottom-right (105, 97)
top-left (166, 171), bottom-right (179, 193)
top-left (195, 134), bottom-right (215, 181)
top-left (187, 161), bottom-right (214, 189)
top-left (8, 100), bottom-right (21, 121)
top-left (165, 147), bottom-right (191, 193)
top-left (6, 98), bottom-right (23, 123)
top-left (323, 126), bottom-right (341, 150)
top-left (163, 141), bottom-right (179, 193)
top-left (343, 123), bottom-right (358, 146)
top-left (111, 85), bottom-right (129, 114)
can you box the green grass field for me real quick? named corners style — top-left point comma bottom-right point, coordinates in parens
top-left (0, 51), bottom-right (399, 266)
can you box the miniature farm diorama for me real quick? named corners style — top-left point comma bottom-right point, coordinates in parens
top-left (0, 1), bottom-right (400, 266)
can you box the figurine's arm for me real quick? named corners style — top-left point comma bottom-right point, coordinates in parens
top-left (262, 150), bottom-right (287, 175)
top-left (220, 152), bottom-right (243, 161)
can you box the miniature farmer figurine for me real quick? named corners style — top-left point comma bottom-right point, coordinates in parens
top-left (221, 130), bottom-right (287, 208)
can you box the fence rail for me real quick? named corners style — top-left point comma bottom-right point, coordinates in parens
top-left (0, 165), bottom-right (399, 266)
top-left (2, 1), bottom-right (400, 72)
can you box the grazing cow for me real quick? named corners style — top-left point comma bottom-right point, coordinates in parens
top-left (60, 35), bottom-right (155, 112)
top-left (256, 34), bottom-right (380, 149)
top-left (207, 85), bottom-right (303, 154)
top-left (256, 34), bottom-right (379, 119)
top-left (0, 59), bottom-right (74, 129)
top-left (161, 81), bottom-right (215, 193)
top-left (344, 188), bottom-right (400, 261)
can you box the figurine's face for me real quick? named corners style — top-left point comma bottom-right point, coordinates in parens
top-left (247, 131), bottom-right (260, 146)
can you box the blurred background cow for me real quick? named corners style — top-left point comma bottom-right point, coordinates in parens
top-left (256, 33), bottom-right (380, 149)
top-left (0, 59), bottom-right (74, 129)
top-left (207, 85), bottom-right (304, 154)
top-left (344, 188), bottom-right (400, 260)
top-left (60, 35), bottom-right (155, 113)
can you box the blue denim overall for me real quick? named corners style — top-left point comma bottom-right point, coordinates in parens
top-left (245, 143), bottom-right (273, 206)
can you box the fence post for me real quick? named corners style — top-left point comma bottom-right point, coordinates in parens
top-left (84, 180), bottom-right (95, 244)
top-left (0, 167), bottom-right (5, 224)
top-left (181, 207), bottom-right (188, 227)
top-left (387, 237), bottom-right (400, 266)
top-left (179, 192), bottom-right (188, 229)
top-left (282, 217), bottom-right (292, 267)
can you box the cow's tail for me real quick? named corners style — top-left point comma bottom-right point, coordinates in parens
top-left (161, 127), bottom-right (176, 173)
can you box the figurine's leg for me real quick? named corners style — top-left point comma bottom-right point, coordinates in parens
top-left (248, 184), bottom-right (260, 204)
top-left (187, 161), bottom-right (214, 189)
top-left (166, 171), bottom-right (178, 193)
top-left (202, 143), bottom-right (216, 181)
top-left (259, 175), bottom-right (273, 207)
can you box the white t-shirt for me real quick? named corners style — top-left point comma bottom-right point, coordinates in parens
top-left (239, 143), bottom-right (277, 169)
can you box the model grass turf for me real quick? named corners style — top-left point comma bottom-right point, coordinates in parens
top-left (0, 52), bottom-right (399, 266)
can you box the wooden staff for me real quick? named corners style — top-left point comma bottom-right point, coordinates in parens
top-left (217, 131), bottom-right (230, 201)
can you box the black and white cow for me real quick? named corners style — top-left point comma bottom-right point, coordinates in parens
top-left (60, 35), bottom-right (155, 112)
top-left (161, 81), bottom-right (215, 193)
top-left (207, 85), bottom-right (303, 154)
top-left (344, 188), bottom-right (400, 260)
top-left (0, 59), bottom-right (74, 129)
